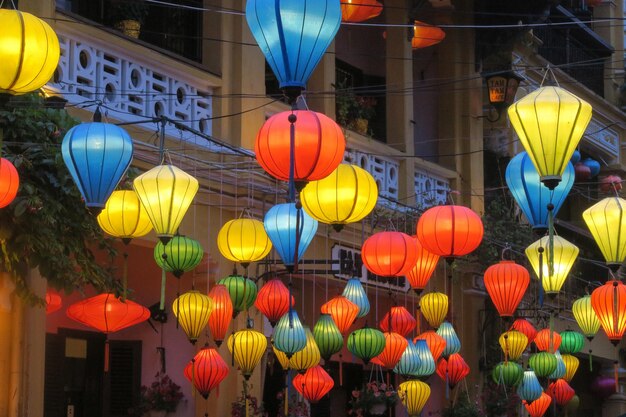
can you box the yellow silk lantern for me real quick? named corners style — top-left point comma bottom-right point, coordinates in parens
top-left (217, 218), bottom-right (272, 267)
top-left (572, 295), bottom-right (600, 340)
top-left (419, 291), bottom-right (448, 329)
top-left (525, 235), bottom-right (579, 294)
top-left (562, 354), bottom-right (579, 382)
top-left (172, 290), bottom-right (213, 345)
top-left (0, 9), bottom-right (60, 95)
top-left (508, 86), bottom-right (592, 189)
top-left (583, 197), bottom-right (626, 271)
top-left (300, 164), bottom-right (378, 231)
top-left (97, 190), bottom-right (153, 242)
top-left (274, 327), bottom-right (321, 373)
top-left (228, 328), bottom-right (268, 379)
top-left (133, 165), bottom-right (199, 244)
top-left (399, 380), bottom-right (431, 416)
top-left (499, 330), bottom-right (528, 361)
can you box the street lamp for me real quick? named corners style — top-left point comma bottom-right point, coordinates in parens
top-left (482, 70), bottom-right (524, 122)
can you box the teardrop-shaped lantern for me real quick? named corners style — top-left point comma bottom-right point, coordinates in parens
top-left (529, 352), bottom-right (557, 378)
top-left (508, 86), bottom-right (592, 189)
top-left (406, 236), bottom-right (440, 294)
top-left (411, 21), bottom-right (446, 49)
top-left (492, 362), bottom-right (523, 387)
top-left (562, 354), bottom-right (579, 382)
top-left (437, 321), bottom-right (460, 358)
top-left (289, 327), bottom-right (321, 373)
top-left (361, 231), bottom-right (419, 277)
top-left (62, 122), bottom-right (134, 212)
top-left (217, 275), bottom-right (258, 317)
top-left (417, 205), bottom-right (484, 258)
top-left (133, 164), bottom-right (199, 244)
top-left (517, 370), bottom-right (543, 403)
top-left (228, 328), bottom-right (268, 380)
top-left (412, 339), bottom-right (436, 377)
top-left (572, 294), bottom-right (600, 340)
top-left (591, 279), bottom-right (626, 345)
top-left (535, 329), bottom-right (562, 353)
top-left (46, 290), bottom-right (62, 314)
top-left (341, 0), bottom-right (383, 22)
top-left (511, 318), bottom-right (537, 344)
top-left (549, 351), bottom-right (566, 380)
top-left (547, 379), bottom-right (575, 406)
top-left (524, 392), bottom-right (552, 417)
top-left (154, 236), bottom-right (204, 278)
top-left (217, 218), bottom-right (272, 267)
top-left (342, 278), bottom-right (370, 318)
top-left (97, 190), bottom-right (152, 241)
top-left (254, 278), bottom-right (294, 326)
top-left (526, 235), bottom-right (579, 295)
top-left (172, 290), bottom-right (213, 345)
top-left (347, 327), bottom-right (386, 364)
top-left (420, 291), bottom-right (448, 329)
top-left (0, 158), bottom-right (19, 208)
top-left (272, 345), bottom-right (290, 371)
top-left (321, 295), bottom-right (359, 335)
top-left (505, 152), bottom-right (574, 231)
top-left (380, 306), bottom-right (417, 337)
top-left (394, 339), bottom-right (420, 378)
top-left (313, 313), bottom-right (344, 362)
top-left (499, 330), bottom-right (528, 362)
top-left (207, 285), bottom-right (233, 346)
top-left (398, 380), bottom-right (431, 417)
top-left (583, 197), bottom-right (626, 270)
top-left (66, 293), bottom-right (149, 333)
top-left (559, 330), bottom-right (585, 354)
top-left (292, 365), bottom-right (334, 403)
top-left (484, 260), bottom-right (530, 317)
top-left (437, 353), bottom-right (470, 389)
top-left (375, 332), bottom-right (408, 369)
top-left (273, 310), bottom-right (307, 359)
top-left (184, 346), bottom-right (229, 399)
top-left (415, 330), bottom-right (446, 363)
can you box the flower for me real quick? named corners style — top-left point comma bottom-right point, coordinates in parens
top-left (348, 380), bottom-right (398, 415)
top-left (140, 372), bottom-right (184, 412)
top-left (231, 386), bottom-right (267, 417)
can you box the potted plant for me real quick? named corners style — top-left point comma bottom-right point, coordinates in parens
top-left (140, 372), bottom-right (184, 417)
top-left (109, 0), bottom-right (149, 38)
top-left (230, 387), bottom-right (266, 417)
top-left (334, 81), bottom-right (377, 135)
top-left (442, 396), bottom-right (484, 417)
top-left (348, 381), bottom-right (398, 417)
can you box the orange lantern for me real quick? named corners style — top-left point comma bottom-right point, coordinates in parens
top-left (341, 0), bottom-right (383, 22)
top-left (45, 290), bottom-right (62, 314)
top-left (524, 392), bottom-right (552, 417)
top-left (591, 279), bottom-right (626, 345)
top-left (547, 379), bottom-right (575, 406)
top-left (511, 318), bottom-right (537, 343)
top-left (184, 346), bottom-right (229, 399)
top-left (406, 236), bottom-right (440, 294)
top-left (254, 278), bottom-right (294, 327)
top-left (321, 295), bottom-right (359, 335)
top-left (436, 353), bottom-right (470, 389)
top-left (375, 332), bottom-right (408, 369)
top-left (415, 330), bottom-right (446, 362)
top-left (535, 329), bottom-right (562, 353)
top-left (292, 365), bottom-right (334, 403)
top-left (66, 293), bottom-right (149, 333)
top-left (207, 285), bottom-right (233, 346)
top-left (380, 306), bottom-right (417, 337)
top-left (0, 158), bottom-right (19, 208)
top-left (411, 21), bottom-right (445, 49)
top-left (361, 231), bottom-right (419, 277)
top-left (484, 260), bottom-right (530, 317)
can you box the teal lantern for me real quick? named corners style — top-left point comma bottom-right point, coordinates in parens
top-left (492, 362), bottom-right (523, 387)
top-left (273, 309), bottom-right (307, 359)
top-left (313, 313), bottom-right (344, 362)
top-left (394, 339), bottom-right (420, 378)
top-left (413, 339), bottom-right (436, 378)
top-left (154, 235), bottom-right (204, 278)
top-left (347, 327), bottom-right (386, 364)
top-left (342, 278), bottom-right (370, 318)
top-left (517, 370), bottom-right (543, 403)
top-left (549, 351), bottom-right (566, 379)
top-left (529, 352), bottom-right (557, 378)
top-left (437, 321), bottom-right (461, 358)
top-left (217, 275), bottom-right (258, 317)
top-left (560, 330), bottom-right (585, 354)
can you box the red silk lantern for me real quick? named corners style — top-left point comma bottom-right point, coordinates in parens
top-left (535, 329), bottom-right (562, 353)
top-left (524, 392), bottom-right (552, 417)
top-left (66, 293), bottom-right (149, 333)
top-left (208, 285), bottom-right (233, 346)
top-left (405, 236), bottom-right (440, 294)
top-left (292, 365), bottom-right (334, 403)
top-left (380, 306), bottom-right (417, 336)
top-left (415, 330), bottom-right (446, 362)
top-left (547, 379), bottom-right (575, 406)
top-left (0, 158), bottom-right (18, 208)
top-left (411, 21), bottom-right (446, 49)
top-left (321, 296), bottom-right (359, 335)
top-left (255, 110), bottom-right (345, 185)
top-left (361, 231), bottom-right (418, 277)
top-left (254, 278), bottom-right (294, 327)
top-left (416, 205), bottom-right (484, 258)
top-left (341, 0), bottom-right (383, 22)
top-left (436, 353), bottom-right (469, 388)
top-left (375, 332), bottom-right (408, 369)
top-left (484, 260), bottom-right (529, 317)
top-left (591, 280), bottom-right (626, 345)
top-left (511, 318), bottom-right (537, 343)
top-left (184, 346), bottom-right (229, 399)
top-left (45, 290), bottom-right (62, 314)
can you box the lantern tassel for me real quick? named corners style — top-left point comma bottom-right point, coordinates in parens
top-left (549, 314), bottom-right (554, 353)
top-left (548, 205), bottom-right (555, 278)
top-left (160, 266), bottom-right (167, 310)
top-left (615, 360), bottom-right (619, 393)
top-left (104, 338), bottom-right (110, 373)
top-left (287, 112), bottom-right (297, 203)
top-left (538, 247), bottom-right (544, 308)
top-left (191, 359), bottom-right (196, 398)
top-left (293, 204), bottom-right (303, 272)
top-left (589, 349), bottom-right (593, 372)
top-left (285, 371), bottom-right (290, 416)
top-left (122, 252), bottom-right (128, 302)
top-left (340, 353), bottom-right (343, 386)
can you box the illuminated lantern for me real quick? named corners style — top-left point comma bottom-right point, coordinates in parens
top-left (415, 330), bottom-right (446, 363)
top-left (419, 291), bottom-right (448, 329)
top-left (411, 21), bottom-right (445, 49)
top-left (228, 328), bottom-right (268, 379)
top-left (264, 203), bottom-right (317, 271)
top-left (300, 164), bottom-right (378, 231)
top-left (172, 290), bottom-right (213, 345)
top-left (526, 235), bottom-right (579, 295)
top-left (154, 236), bottom-right (204, 278)
top-left (184, 346), bottom-right (229, 399)
top-left (394, 339), bottom-right (420, 378)
top-left (534, 329), bottom-right (562, 353)
top-left (272, 345), bottom-right (290, 371)
top-left (505, 152), bottom-right (574, 232)
top-left (217, 218), bottom-right (272, 267)
top-left (572, 295), bottom-right (600, 340)
top-left (361, 231), bottom-right (418, 277)
top-left (97, 190), bottom-right (152, 241)
top-left (511, 318), bottom-right (537, 343)
top-left (288, 327), bottom-right (321, 373)
top-left (66, 293), bottom-right (149, 333)
top-left (255, 278), bottom-right (294, 326)
top-left (398, 380), bottom-right (430, 416)
top-left (342, 278), bottom-right (370, 318)
top-left (437, 321), bottom-right (460, 358)
top-left (547, 379), bottom-right (575, 406)
top-left (133, 164), bottom-right (198, 244)
top-left (347, 327), bottom-right (386, 364)
top-left (321, 295), bottom-right (359, 335)
top-left (437, 353), bottom-right (470, 388)
top-left (217, 275), bottom-right (258, 317)
top-left (341, 0), bottom-right (383, 22)
top-left (498, 330), bottom-right (528, 361)
top-left (492, 362), bottom-right (523, 387)
top-left (375, 332), bottom-right (408, 369)
top-left (416, 205), bottom-right (484, 258)
top-left (0, 158), bottom-right (18, 208)
top-left (559, 330), bottom-right (585, 354)
top-left (45, 290), bottom-right (62, 314)
top-left (63, 122), bottom-right (133, 211)
top-left (549, 351), bottom-right (566, 380)
top-left (591, 279), bottom-right (626, 345)
top-left (412, 339), bottom-right (436, 377)
top-left (525, 392), bottom-right (552, 417)
top-left (313, 313), bottom-right (344, 362)
top-left (562, 354), bottom-right (579, 382)
top-left (0, 9), bottom-right (60, 94)
top-left (207, 285), bottom-right (233, 346)
top-left (529, 352), bottom-right (557, 378)
top-left (380, 306), bottom-right (417, 337)
top-left (517, 370), bottom-right (543, 403)
top-left (508, 86), bottom-right (592, 189)
top-left (483, 260), bottom-right (530, 317)
top-left (292, 365), bottom-right (334, 403)
top-left (406, 237), bottom-right (440, 294)
top-left (255, 111), bottom-right (345, 185)
top-left (583, 197), bottom-right (626, 270)
top-left (273, 310), bottom-right (307, 358)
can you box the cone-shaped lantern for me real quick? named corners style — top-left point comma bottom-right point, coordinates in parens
top-left (398, 380), bottom-right (431, 417)
top-left (341, 0), bottom-right (383, 22)
top-left (524, 392), bottom-right (552, 417)
top-left (484, 260), bottom-right (530, 317)
top-left (411, 21), bottom-right (446, 49)
top-left (492, 362), bottom-right (523, 387)
top-left (535, 329), bottom-right (562, 353)
top-left (415, 330), bottom-right (446, 363)
top-left (406, 236), bottom-right (440, 294)
top-left (547, 379), bottom-right (575, 406)
top-left (66, 293), bottom-right (149, 333)
top-left (511, 318), bottom-right (537, 343)
top-left (549, 351), bottom-right (566, 380)
top-left (526, 235), bottom-right (579, 295)
top-left (217, 275), bottom-right (258, 317)
top-left (416, 205), bottom-right (484, 258)
top-left (583, 197), bottom-right (626, 271)
top-left (562, 354), bottom-right (579, 382)
top-left (97, 190), bottom-right (153, 241)
top-left (517, 370), bottom-right (543, 403)
top-left (560, 330), bottom-right (585, 354)
top-left (529, 352), bottom-right (557, 378)
top-left (172, 290), bottom-right (213, 345)
top-left (292, 365), bottom-right (334, 403)
top-left (0, 158), bottom-right (18, 208)
top-left (361, 231), bottom-right (419, 277)
top-left (572, 294), bottom-right (600, 340)
top-left (437, 353), bottom-right (470, 389)
top-left (499, 330), bottom-right (528, 362)
top-left (591, 279), bottom-right (626, 345)
top-left (154, 236), bottom-right (204, 278)
top-left (342, 278), bottom-right (370, 318)
top-left (228, 328), bottom-right (268, 379)
top-left (313, 313), bottom-right (344, 362)
top-left (412, 339), bottom-right (436, 377)
top-left (273, 310), bottom-right (307, 359)
top-left (420, 291), bottom-right (448, 329)
top-left (184, 346), bottom-right (229, 399)
top-left (207, 285), bottom-right (233, 347)
top-left (217, 218), bottom-right (272, 267)
top-left (46, 291), bottom-right (62, 315)
top-left (347, 327), bottom-right (386, 364)
top-left (394, 339), bottom-right (420, 378)
top-left (380, 306), bottom-right (416, 337)
top-left (437, 321), bottom-right (460, 358)
top-left (375, 332), bottom-right (408, 369)
top-left (321, 295), bottom-right (359, 335)
top-left (255, 278), bottom-right (294, 326)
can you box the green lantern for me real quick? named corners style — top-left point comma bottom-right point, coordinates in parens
top-left (529, 352), bottom-right (557, 378)
top-left (154, 235), bottom-right (204, 278)
top-left (347, 327), bottom-right (386, 364)
top-left (559, 330), bottom-right (585, 354)
top-left (492, 361), bottom-right (523, 387)
top-left (217, 275), bottom-right (258, 317)
top-left (313, 313), bottom-right (344, 362)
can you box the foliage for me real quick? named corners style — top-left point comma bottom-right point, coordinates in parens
top-left (481, 381), bottom-right (520, 417)
top-left (140, 372), bottom-right (184, 412)
top-left (348, 380), bottom-right (398, 416)
top-left (334, 81), bottom-right (377, 130)
top-left (442, 396), bottom-right (484, 417)
top-left (0, 94), bottom-right (117, 301)
top-left (109, 0), bottom-right (149, 24)
top-left (275, 390), bottom-right (309, 417)
top-left (231, 384), bottom-right (267, 417)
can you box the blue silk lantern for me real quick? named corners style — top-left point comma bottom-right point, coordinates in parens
top-left (437, 321), bottom-right (461, 358)
top-left (413, 339), bottom-right (436, 378)
top-left (62, 121), bottom-right (133, 211)
top-left (273, 309), bottom-right (307, 359)
top-left (505, 152), bottom-right (574, 232)
top-left (394, 339), bottom-right (420, 378)
top-left (264, 203), bottom-right (318, 272)
top-left (582, 158), bottom-right (601, 177)
top-left (550, 350), bottom-right (566, 379)
top-left (517, 370), bottom-right (543, 403)
top-left (571, 150), bottom-right (581, 164)
top-left (342, 278), bottom-right (370, 318)
top-left (245, 0), bottom-right (341, 101)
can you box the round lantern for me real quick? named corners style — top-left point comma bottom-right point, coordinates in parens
top-left (273, 310), bottom-right (307, 359)
top-left (412, 339), bottom-right (436, 377)
top-left (313, 313), bottom-right (344, 362)
top-left (582, 157), bottom-right (601, 177)
top-left (320, 295), bottom-right (359, 335)
top-left (511, 318), bottom-right (537, 343)
top-left (591, 375), bottom-right (616, 399)
top-left (398, 380), bottom-right (431, 417)
top-left (415, 330), bottom-right (446, 363)
top-left (411, 21), bottom-right (446, 49)
top-left (437, 353), bottom-right (470, 388)
top-left (342, 278), bottom-right (370, 318)
top-left (184, 346), bottom-right (229, 399)
top-left (575, 162), bottom-right (592, 182)
top-left (292, 365), bottom-right (334, 403)
top-left (254, 278), bottom-right (294, 326)
top-left (228, 328), bottom-right (268, 379)
top-left (217, 218), bottom-right (272, 267)
top-left (484, 260), bottom-right (530, 317)
top-left (341, 0), bottom-right (383, 22)
top-left (419, 291), bottom-right (448, 329)
top-left (572, 294), bottom-right (600, 340)
top-left (255, 111), bottom-right (345, 185)
top-left (375, 332), bottom-right (408, 369)
top-left (300, 164), bottom-right (378, 231)
top-left (562, 354), bottom-right (579, 382)
top-left (347, 327), bottom-right (386, 364)
top-left (133, 164), bottom-right (199, 244)
top-left (600, 175), bottom-right (623, 193)
top-left (217, 275), bottom-right (258, 317)
top-left (591, 279), bottom-right (626, 345)
top-left (583, 197), bottom-right (626, 270)
top-left (172, 290), bottom-right (213, 345)
top-left (534, 329), bottom-right (562, 353)
top-left (560, 330), bottom-right (585, 354)
top-left (499, 330), bottom-right (528, 361)
top-left (362, 231), bottom-right (419, 277)
top-left (526, 235), bottom-right (579, 295)
top-left (97, 190), bottom-right (152, 241)
top-left (288, 327), bottom-right (321, 373)
top-left (66, 293), bottom-right (149, 333)
top-left (416, 205), bottom-right (484, 258)
top-left (45, 290), bottom-right (62, 314)
top-left (529, 352), bottom-right (557, 378)
top-left (406, 237), bottom-right (440, 294)
top-left (154, 236), bottom-right (204, 278)
top-left (517, 370), bottom-right (543, 403)
top-left (0, 9), bottom-right (60, 95)
top-left (394, 339), bottom-right (420, 378)
top-left (437, 321), bottom-right (460, 358)
top-left (524, 392), bottom-right (551, 417)
top-left (567, 395), bottom-right (580, 413)
top-left (492, 362), bottom-right (523, 387)
top-left (207, 285), bottom-right (233, 346)
top-left (63, 122), bottom-right (134, 212)
top-left (547, 379), bottom-right (575, 406)
top-left (549, 351), bottom-right (566, 380)
top-left (0, 158), bottom-right (18, 208)
top-left (380, 306), bottom-right (417, 337)
top-left (571, 150), bottom-right (581, 164)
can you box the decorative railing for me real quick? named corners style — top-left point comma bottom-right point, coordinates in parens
top-left (414, 168), bottom-right (450, 208)
top-left (343, 150), bottom-right (399, 202)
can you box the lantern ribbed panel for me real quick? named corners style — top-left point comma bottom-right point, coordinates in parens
top-left (66, 293), bottom-right (149, 333)
top-left (524, 392), bottom-right (552, 417)
top-left (406, 236), bottom-right (440, 293)
top-left (561, 354), bottom-right (579, 382)
top-left (228, 329), bottom-right (268, 379)
top-left (380, 306), bottom-right (416, 336)
top-left (526, 236), bottom-right (579, 294)
top-left (184, 347), bottom-right (229, 399)
top-left (583, 197), bottom-right (626, 268)
top-left (172, 290), bottom-right (213, 344)
top-left (511, 318), bottom-right (538, 343)
top-left (341, 0), bottom-right (383, 22)
top-left (45, 291), bottom-right (62, 314)
top-left (547, 379), bottom-right (575, 406)
top-left (0, 158), bottom-right (18, 208)
top-left (420, 291), bottom-right (448, 329)
top-left (484, 260), bottom-right (530, 317)
top-left (498, 330), bottom-right (528, 361)
top-left (361, 231), bottom-right (419, 277)
top-left (273, 310), bottom-right (307, 358)
top-left (415, 330), bottom-right (446, 362)
top-left (292, 365), bottom-right (334, 403)
top-left (347, 327), bottom-right (386, 364)
top-left (437, 353), bottom-right (470, 388)
top-left (207, 285), bottom-right (233, 346)
top-left (321, 296), bottom-right (359, 335)
top-left (535, 329), bottom-right (562, 353)
top-left (342, 278), bottom-right (370, 318)
top-left (572, 295), bottom-right (600, 340)
top-left (394, 339), bottom-right (420, 378)
top-left (559, 331), bottom-right (585, 354)
top-left (288, 327), bottom-right (321, 373)
top-left (517, 370), bottom-right (543, 403)
top-left (416, 205), bottom-right (484, 257)
top-left (217, 275), bottom-right (258, 317)
top-left (412, 339), bottom-right (436, 377)
top-left (154, 236), bottom-right (204, 277)
top-left (591, 280), bottom-right (626, 344)
top-left (529, 352), bottom-right (557, 378)
top-left (272, 346), bottom-right (290, 370)
top-left (411, 21), bottom-right (446, 49)
top-left (313, 313), bottom-right (344, 361)
top-left (0, 10), bottom-right (60, 94)
top-left (398, 380), bottom-right (431, 417)
top-left (436, 321), bottom-right (460, 358)
top-left (254, 279), bottom-right (293, 326)
top-left (255, 111), bottom-right (345, 183)
top-left (492, 362), bottom-right (523, 387)
top-left (217, 218), bottom-right (272, 266)
top-left (97, 190), bottom-right (152, 239)
top-left (375, 332), bottom-right (408, 369)
top-left (549, 351), bottom-right (566, 380)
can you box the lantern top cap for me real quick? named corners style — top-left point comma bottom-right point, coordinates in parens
top-left (510, 85), bottom-right (592, 109)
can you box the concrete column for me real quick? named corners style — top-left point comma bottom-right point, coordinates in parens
top-left (306, 49), bottom-right (336, 116)
top-left (0, 273), bottom-right (16, 417)
top-left (603, 392), bottom-right (626, 417)
top-left (593, 0), bottom-right (625, 105)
